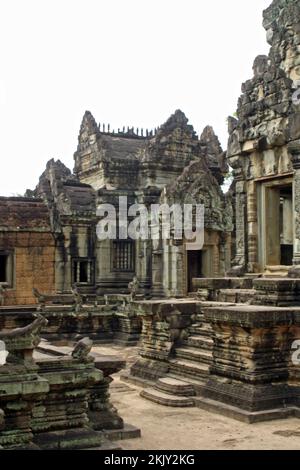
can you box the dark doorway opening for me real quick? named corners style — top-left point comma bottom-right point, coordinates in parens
top-left (0, 255), bottom-right (7, 283)
top-left (187, 250), bottom-right (203, 292)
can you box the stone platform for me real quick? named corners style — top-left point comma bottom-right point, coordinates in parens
top-left (195, 303), bottom-right (300, 422)
top-left (0, 316), bottom-right (141, 450)
top-left (0, 294), bottom-right (142, 345)
top-left (125, 278), bottom-right (300, 421)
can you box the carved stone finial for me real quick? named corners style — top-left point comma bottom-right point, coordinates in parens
top-left (0, 314), bottom-right (48, 363)
top-left (71, 337), bottom-right (93, 361)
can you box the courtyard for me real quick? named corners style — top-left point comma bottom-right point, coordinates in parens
top-left (94, 345), bottom-right (300, 451)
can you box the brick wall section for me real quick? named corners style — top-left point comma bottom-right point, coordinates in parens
top-left (0, 198), bottom-right (55, 306)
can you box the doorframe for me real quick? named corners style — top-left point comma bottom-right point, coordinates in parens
top-left (257, 176), bottom-right (293, 270)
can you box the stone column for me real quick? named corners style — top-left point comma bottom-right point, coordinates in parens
top-left (247, 180), bottom-right (258, 272)
top-left (229, 179), bottom-right (247, 276)
top-left (288, 141), bottom-right (300, 277)
top-left (151, 230), bottom-right (165, 298)
top-left (174, 240), bottom-right (185, 297)
top-left (151, 250), bottom-right (164, 297)
top-left (136, 239), bottom-right (151, 296)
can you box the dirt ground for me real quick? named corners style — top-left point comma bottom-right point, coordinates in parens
top-left (92, 345), bottom-right (300, 450)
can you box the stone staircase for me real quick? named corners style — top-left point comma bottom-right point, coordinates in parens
top-left (141, 276), bottom-right (276, 406)
top-left (140, 315), bottom-right (213, 405)
top-left (140, 278), bottom-right (258, 407)
top-left (169, 316), bottom-right (213, 383)
top-left (140, 377), bottom-right (195, 407)
top-left (138, 276), bottom-right (300, 408)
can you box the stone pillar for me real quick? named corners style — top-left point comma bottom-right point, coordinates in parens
top-left (136, 239), bottom-right (151, 296)
top-left (247, 180), bottom-right (258, 272)
top-left (265, 186), bottom-right (281, 266)
top-left (54, 236), bottom-right (68, 293)
top-left (151, 236), bottom-right (165, 298)
top-left (229, 179), bottom-right (247, 276)
top-left (288, 141), bottom-right (300, 277)
top-left (282, 197), bottom-right (293, 244)
top-left (174, 240), bottom-right (185, 297)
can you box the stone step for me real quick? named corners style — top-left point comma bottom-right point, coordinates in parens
top-left (154, 377), bottom-right (195, 397)
top-left (216, 289), bottom-right (255, 304)
top-left (103, 423), bottom-right (141, 441)
top-left (189, 324), bottom-right (212, 337)
top-left (186, 335), bottom-right (213, 349)
top-left (192, 277), bottom-right (253, 291)
top-left (168, 373), bottom-right (206, 389)
top-left (140, 388), bottom-right (195, 407)
top-left (169, 358), bottom-right (210, 380)
top-left (175, 347), bottom-right (212, 365)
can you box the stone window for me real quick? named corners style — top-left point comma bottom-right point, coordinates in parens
top-left (0, 251), bottom-right (14, 287)
top-left (112, 240), bottom-right (135, 272)
top-left (72, 259), bottom-right (94, 285)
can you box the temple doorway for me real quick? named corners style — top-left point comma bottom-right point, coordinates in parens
top-left (187, 250), bottom-right (203, 292)
top-left (261, 180), bottom-right (293, 269)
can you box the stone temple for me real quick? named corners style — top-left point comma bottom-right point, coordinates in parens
top-left (1, 0), bottom-right (300, 450)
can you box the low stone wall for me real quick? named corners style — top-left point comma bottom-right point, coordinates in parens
top-left (195, 304), bottom-right (300, 422)
top-left (0, 296), bottom-right (142, 345)
top-left (253, 278), bottom-right (300, 306)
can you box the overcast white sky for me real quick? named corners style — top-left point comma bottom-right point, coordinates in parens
top-left (0, 0), bottom-right (271, 196)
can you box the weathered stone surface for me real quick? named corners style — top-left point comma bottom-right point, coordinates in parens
top-left (126, 299), bottom-right (213, 396)
top-left (253, 278), bottom-right (300, 306)
top-left (140, 388), bottom-right (195, 407)
top-left (0, 316), bottom-right (139, 449)
top-left (31, 108), bottom-right (229, 301)
top-left (196, 304), bottom-right (300, 419)
top-left (0, 198), bottom-right (55, 305)
top-left (227, 0), bottom-right (300, 276)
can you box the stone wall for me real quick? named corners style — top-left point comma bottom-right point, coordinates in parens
top-left (0, 198), bottom-right (55, 305)
top-left (227, 0), bottom-right (300, 275)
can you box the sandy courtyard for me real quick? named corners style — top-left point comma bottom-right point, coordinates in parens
top-left (92, 345), bottom-right (300, 451)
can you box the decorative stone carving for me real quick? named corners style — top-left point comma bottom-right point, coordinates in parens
top-left (196, 305), bottom-right (298, 422)
top-left (71, 337), bottom-right (93, 361)
top-left (128, 276), bottom-right (139, 301)
top-left (227, 0), bottom-right (300, 275)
